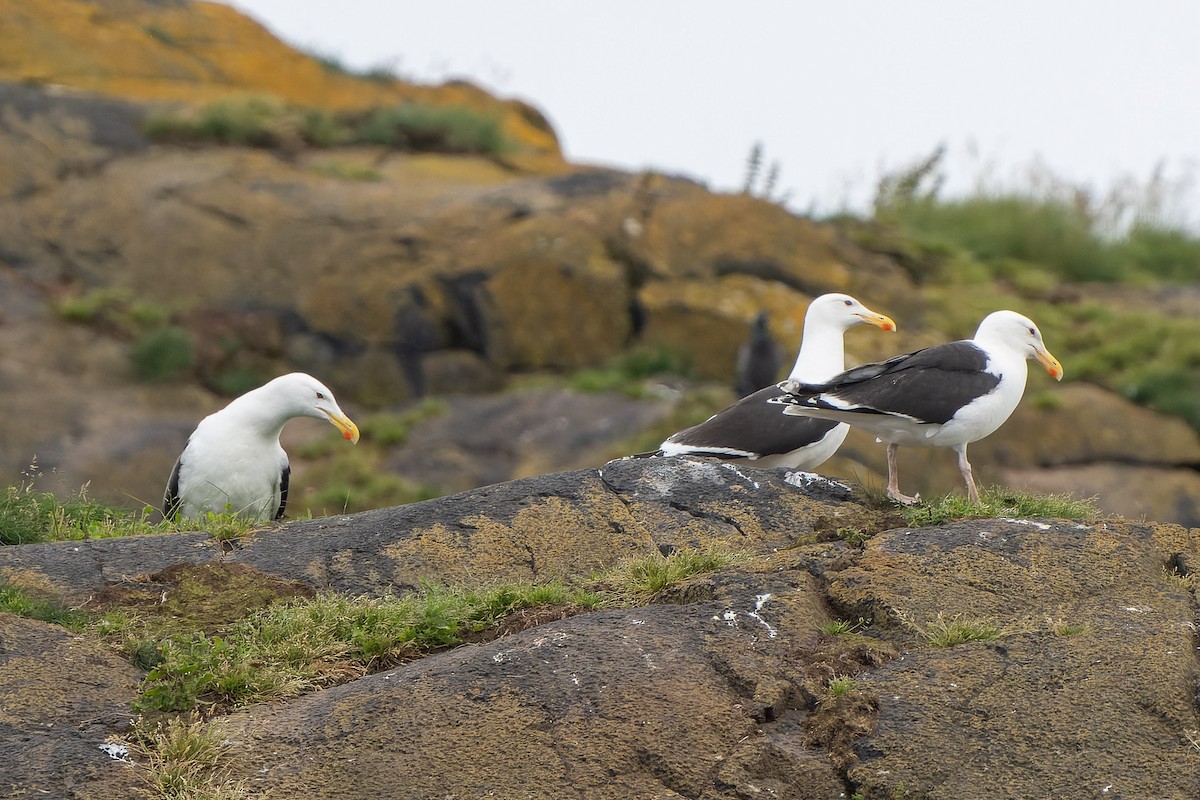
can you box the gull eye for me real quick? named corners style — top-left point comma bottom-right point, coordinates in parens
top-left (843, 300), bottom-right (853, 307)
top-left (316, 391), bottom-right (326, 400)
top-left (1027, 327), bottom-right (1036, 336)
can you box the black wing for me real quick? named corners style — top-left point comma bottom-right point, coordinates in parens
top-left (162, 456), bottom-right (183, 520)
top-left (275, 463), bottom-right (290, 520)
top-left (667, 385), bottom-right (840, 457)
top-left (779, 341), bottom-right (1000, 425)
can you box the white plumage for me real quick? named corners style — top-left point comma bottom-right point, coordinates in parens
top-left (773, 310), bottom-right (1063, 504)
top-left (656, 293), bottom-right (896, 469)
top-left (163, 372), bottom-right (359, 522)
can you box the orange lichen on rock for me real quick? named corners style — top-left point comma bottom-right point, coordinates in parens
top-left (0, 0), bottom-right (561, 158)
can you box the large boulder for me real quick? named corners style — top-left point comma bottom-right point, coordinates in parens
top-left (831, 519), bottom-right (1200, 799)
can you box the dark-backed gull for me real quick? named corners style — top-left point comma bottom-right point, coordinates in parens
top-left (657, 293), bottom-right (896, 469)
top-left (772, 310), bottom-right (1062, 504)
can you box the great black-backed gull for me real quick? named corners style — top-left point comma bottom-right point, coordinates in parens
top-left (163, 372), bottom-right (360, 522)
top-left (735, 311), bottom-right (784, 397)
top-left (772, 310), bottom-right (1063, 504)
top-left (655, 293), bottom-right (896, 469)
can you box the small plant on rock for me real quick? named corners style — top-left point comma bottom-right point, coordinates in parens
top-left (1049, 618), bottom-right (1092, 637)
top-left (127, 715), bottom-right (247, 800)
top-left (597, 547), bottom-right (745, 604)
top-left (897, 610), bottom-right (1009, 647)
top-left (818, 618), bottom-right (866, 636)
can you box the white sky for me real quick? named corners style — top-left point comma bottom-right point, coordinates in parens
top-left (222, 1), bottom-right (1200, 225)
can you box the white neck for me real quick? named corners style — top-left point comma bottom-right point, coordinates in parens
top-left (217, 388), bottom-right (291, 442)
top-left (787, 317), bottom-right (847, 382)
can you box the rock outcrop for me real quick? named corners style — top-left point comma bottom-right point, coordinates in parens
top-left (1, 457), bottom-right (1198, 798)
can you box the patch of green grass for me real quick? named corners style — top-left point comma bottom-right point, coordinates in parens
top-left (899, 487), bottom-right (1100, 527)
top-left (131, 326), bottom-right (195, 382)
top-left (596, 547), bottom-right (745, 603)
top-left (127, 715), bottom-right (247, 800)
top-left (145, 96), bottom-right (511, 156)
top-left (193, 511), bottom-right (261, 542)
top-left (135, 581), bottom-right (600, 712)
top-left (0, 583), bottom-right (88, 630)
top-left (1, 472), bottom-right (163, 545)
top-left (827, 675), bottom-right (858, 697)
top-left (872, 146), bottom-right (1200, 285)
top-left (207, 365), bottom-right (267, 398)
top-left (355, 103), bottom-right (509, 154)
top-left (144, 94), bottom-right (293, 148)
top-left (818, 619), bottom-right (866, 636)
top-left (1119, 223), bottom-right (1200, 283)
top-left (1050, 618), bottom-right (1092, 637)
top-left (899, 611), bottom-right (1008, 647)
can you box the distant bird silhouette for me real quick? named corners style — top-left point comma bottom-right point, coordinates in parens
top-left (735, 311), bottom-right (785, 397)
top-left (772, 310), bottom-right (1063, 504)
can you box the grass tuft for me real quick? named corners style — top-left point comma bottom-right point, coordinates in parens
top-left (131, 326), bottom-right (195, 382)
top-left (897, 610), bottom-right (1009, 647)
top-left (818, 618), bottom-right (866, 636)
top-left (127, 715), bottom-right (247, 800)
top-left (827, 675), bottom-right (858, 697)
top-left (596, 547), bottom-right (744, 604)
top-left (899, 487), bottom-right (1100, 527)
top-left (1049, 618), bottom-right (1092, 637)
top-left (1, 465), bottom-right (163, 545)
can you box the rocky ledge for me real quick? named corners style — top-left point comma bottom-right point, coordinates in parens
top-left (1, 456), bottom-right (1198, 799)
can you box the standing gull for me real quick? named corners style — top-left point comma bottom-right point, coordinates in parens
top-left (772, 310), bottom-right (1063, 504)
top-left (163, 372), bottom-right (360, 522)
top-left (656, 293), bottom-right (896, 469)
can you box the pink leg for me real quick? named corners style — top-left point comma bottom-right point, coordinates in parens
top-left (956, 444), bottom-right (981, 504)
top-left (885, 443), bottom-right (920, 505)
